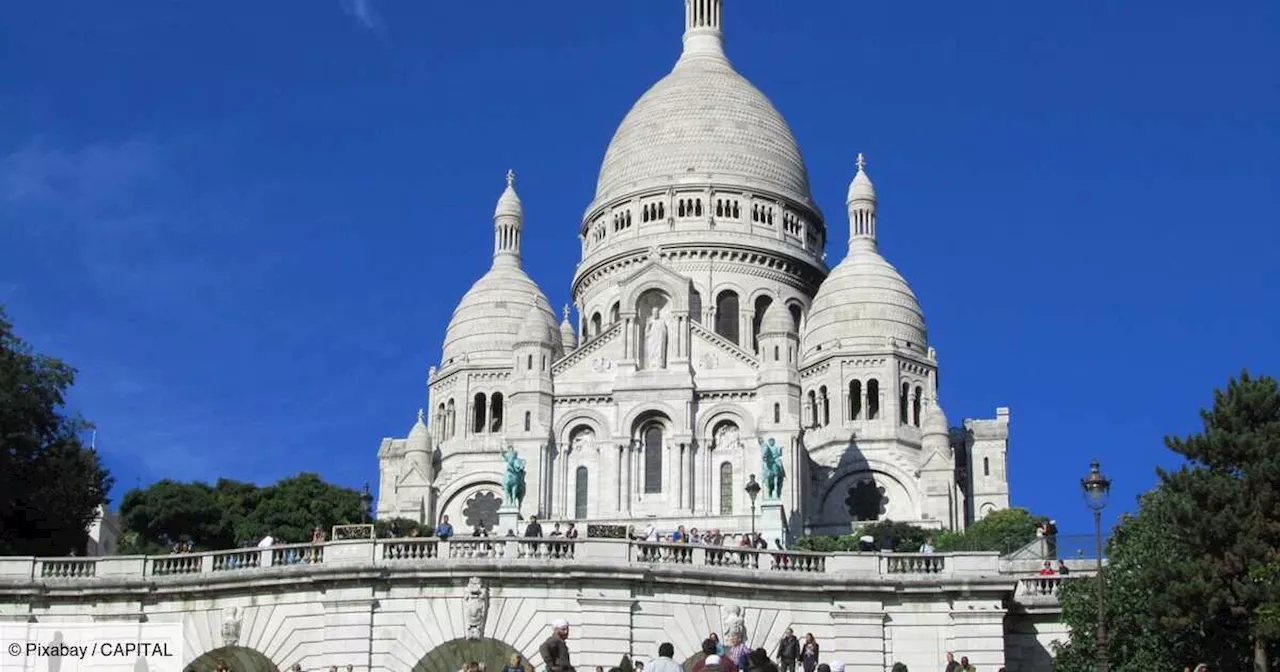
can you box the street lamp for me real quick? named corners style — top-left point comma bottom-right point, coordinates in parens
top-left (360, 482), bottom-right (374, 525)
top-left (745, 475), bottom-right (761, 536)
top-left (1081, 461), bottom-right (1112, 672)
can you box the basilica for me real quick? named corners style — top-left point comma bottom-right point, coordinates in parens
top-left (376, 0), bottom-right (1011, 541)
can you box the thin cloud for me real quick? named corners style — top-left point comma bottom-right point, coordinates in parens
top-left (340, 0), bottom-right (383, 31)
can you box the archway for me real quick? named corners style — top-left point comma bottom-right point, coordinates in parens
top-left (186, 646), bottom-right (278, 672)
top-left (413, 637), bottom-right (527, 672)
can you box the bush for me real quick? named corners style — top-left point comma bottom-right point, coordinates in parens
top-left (791, 508), bottom-right (1045, 556)
top-left (792, 521), bottom-right (933, 552)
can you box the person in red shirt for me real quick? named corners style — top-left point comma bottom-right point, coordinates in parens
top-left (1038, 560), bottom-right (1056, 576)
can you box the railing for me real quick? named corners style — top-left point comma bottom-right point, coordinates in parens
top-left (3, 539), bottom-right (1004, 583)
top-left (1017, 575), bottom-right (1071, 598)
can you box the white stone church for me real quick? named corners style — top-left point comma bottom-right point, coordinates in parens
top-left (376, 0), bottom-right (1011, 541)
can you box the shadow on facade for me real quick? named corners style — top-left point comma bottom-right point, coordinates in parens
top-left (414, 637), bottom-right (526, 672)
top-left (185, 646), bottom-right (277, 672)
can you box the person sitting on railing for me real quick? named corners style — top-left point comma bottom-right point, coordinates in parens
top-left (753, 533), bottom-right (768, 550)
top-left (564, 522), bottom-right (579, 540)
top-left (435, 515), bottom-right (454, 541)
top-left (673, 525), bottom-right (688, 543)
top-left (1038, 560), bottom-right (1056, 576)
top-left (1056, 560), bottom-right (1070, 575)
top-left (919, 537), bottom-right (935, 554)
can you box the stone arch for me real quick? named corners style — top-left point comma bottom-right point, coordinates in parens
top-left (621, 402), bottom-right (680, 438)
top-left (817, 465), bottom-right (920, 524)
top-left (617, 268), bottom-right (691, 321)
top-left (413, 637), bottom-right (526, 672)
top-left (185, 646), bottom-right (278, 672)
top-left (553, 408), bottom-right (610, 445)
top-left (439, 476), bottom-right (505, 529)
top-left (696, 403), bottom-right (755, 440)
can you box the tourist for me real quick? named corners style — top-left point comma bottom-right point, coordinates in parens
top-left (673, 525), bottom-right (688, 543)
top-left (815, 665), bottom-right (829, 672)
top-left (919, 537), bottom-right (935, 554)
top-left (690, 527), bottom-right (702, 543)
top-left (692, 638), bottom-right (737, 672)
top-left (435, 515), bottom-right (454, 540)
top-left (776, 628), bottom-right (799, 672)
top-left (525, 516), bottom-right (544, 537)
top-left (857, 535), bottom-right (875, 552)
top-left (539, 619), bottom-right (573, 672)
top-left (944, 651), bottom-right (959, 672)
top-left (1056, 560), bottom-right (1070, 575)
top-left (258, 533), bottom-right (275, 548)
top-left (727, 632), bottom-right (751, 670)
top-left (701, 655), bottom-right (725, 672)
top-left (643, 523), bottom-right (659, 542)
top-left (635, 662), bottom-right (645, 672)
top-left (1039, 560), bottom-right (1056, 576)
top-left (503, 654), bottom-right (528, 672)
top-left (799, 633), bottom-right (818, 672)
top-left (472, 524), bottom-right (489, 537)
top-left (565, 522), bottom-right (580, 539)
top-left (311, 526), bottom-right (325, 544)
top-left (648, 643), bottom-right (682, 672)
top-left (828, 662), bottom-right (843, 672)
top-left (709, 632), bottom-right (725, 655)
top-left (550, 522), bottom-right (563, 537)
top-left (958, 656), bottom-right (974, 671)
top-left (596, 667), bottom-right (604, 672)
top-left (746, 648), bottom-right (777, 672)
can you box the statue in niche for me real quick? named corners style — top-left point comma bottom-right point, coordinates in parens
top-left (501, 446), bottom-right (526, 507)
top-left (572, 428), bottom-right (595, 454)
top-left (714, 424), bottom-right (741, 451)
top-left (463, 576), bottom-right (489, 640)
top-left (221, 607), bottom-right (242, 648)
top-left (759, 437), bottom-right (786, 500)
top-left (721, 605), bottom-right (746, 643)
top-left (644, 307), bottom-right (668, 369)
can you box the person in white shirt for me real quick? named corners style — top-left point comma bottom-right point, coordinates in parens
top-left (919, 537), bottom-right (935, 554)
top-left (644, 524), bottom-right (659, 542)
top-left (647, 643), bottom-right (683, 672)
top-left (257, 534), bottom-right (274, 548)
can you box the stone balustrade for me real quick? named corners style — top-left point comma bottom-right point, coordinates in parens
top-left (1016, 575), bottom-right (1074, 598)
top-left (0, 539), bottom-right (1007, 584)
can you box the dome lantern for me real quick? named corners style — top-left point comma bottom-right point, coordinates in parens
top-left (847, 153), bottom-right (877, 250)
top-left (494, 169), bottom-right (523, 267)
top-left (681, 0), bottom-right (725, 64)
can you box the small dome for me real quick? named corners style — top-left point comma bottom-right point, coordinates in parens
top-left (922, 402), bottom-right (949, 436)
top-left (441, 265), bottom-right (558, 367)
top-left (495, 170), bottom-right (523, 219)
top-left (847, 154), bottom-right (876, 203)
top-left (407, 409), bottom-right (430, 449)
top-left (802, 246), bottom-right (927, 359)
top-left (758, 301), bottom-right (795, 336)
top-left (517, 300), bottom-right (555, 345)
top-left (559, 305), bottom-right (578, 350)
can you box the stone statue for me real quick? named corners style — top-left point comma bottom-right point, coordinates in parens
top-left (221, 607), bottom-right (242, 648)
top-left (759, 437), bottom-right (785, 500)
top-left (463, 577), bottom-right (489, 640)
top-left (644, 307), bottom-right (668, 369)
top-left (571, 428), bottom-right (595, 454)
top-left (501, 446), bottom-right (526, 507)
top-left (721, 605), bottom-right (746, 643)
top-left (715, 424), bottom-right (741, 451)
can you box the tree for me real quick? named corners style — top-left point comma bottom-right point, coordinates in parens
top-left (1052, 488), bottom-right (1219, 672)
top-left (0, 306), bottom-right (113, 556)
top-left (119, 473), bottom-right (365, 551)
top-left (935, 507), bottom-right (1040, 555)
top-left (1154, 370), bottom-right (1280, 671)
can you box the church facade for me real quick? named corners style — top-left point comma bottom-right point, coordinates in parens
top-left (377, 0), bottom-right (1011, 540)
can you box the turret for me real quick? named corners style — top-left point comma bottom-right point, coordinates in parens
top-left (919, 402), bottom-right (961, 529)
top-left (559, 305), bottom-right (578, 354)
top-left (512, 297), bottom-right (556, 437)
top-left (755, 301), bottom-right (801, 430)
top-left (493, 170), bottom-right (523, 267)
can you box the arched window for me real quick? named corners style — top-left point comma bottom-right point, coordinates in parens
top-left (752, 294), bottom-right (773, 353)
top-left (867, 380), bottom-right (880, 420)
top-left (446, 399), bottom-right (456, 437)
top-left (900, 383), bottom-right (910, 425)
top-left (527, 354), bottom-right (533, 370)
top-left (715, 290), bottom-right (740, 345)
top-left (719, 462), bottom-right (733, 515)
top-left (542, 355), bottom-right (547, 371)
top-left (489, 393), bottom-right (504, 433)
top-left (788, 303), bottom-right (803, 332)
top-left (678, 200), bottom-right (686, 218)
top-left (849, 380), bottom-right (862, 420)
top-left (983, 457), bottom-right (990, 477)
top-left (591, 313), bottom-right (602, 337)
top-left (472, 393), bottom-right (487, 434)
top-left (820, 386), bottom-right (830, 426)
top-left (808, 390), bottom-right (818, 427)
top-left (644, 425), bottom-right (663, 493)
top-left (690, 290), bottom-right (703, 324)
top-left (523, 411), bottom-right (531, 432)
top-left (773, 403), bottom-right (781, 423)
top-left (610, 302), bottom-right (620, 324)
top-left (913, 386), bottom-right (923, 427)
top-left (575, 467), bottom-right (589, 519)
top-left (773, 345), bottom-right (780, 361)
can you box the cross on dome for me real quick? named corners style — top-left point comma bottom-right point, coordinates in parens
top-left (417, 408), bottom-right (425, 423)
top-left (856, 153), bottom-right (867, 172)
top-left (562, 304), bottom-right (571, 321)
top-left (506, 169), bottom-right (515, 188)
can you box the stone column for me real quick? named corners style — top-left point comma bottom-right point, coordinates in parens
top-left (828, 610), bottom-right (887, 672)
top-left (320, 593), bottom-right (377, 671)
top-left (949, 604), bottom-right (1007, 671)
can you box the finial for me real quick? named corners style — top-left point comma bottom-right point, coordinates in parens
top-left (417, 408), bottom-right (424, 423)
top-left (506, 169), bottom-right (515, 188)
top-left (562, 304), bottom-right (571, 321)
top-left (856, 153), bottom-right (867, 172)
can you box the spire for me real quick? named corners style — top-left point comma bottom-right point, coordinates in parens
top-left (847, 153), bottom-right (878, 250)
top-left (679, 0), bottom-right (726, 65)
top-left (493, 170), bottom-right (523, 267)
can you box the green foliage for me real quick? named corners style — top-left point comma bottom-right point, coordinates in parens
top-left (119, 473), bottom-right (366, 551)
top-left (792, 508), bottom-right (1040, 555)
top-left (1053, 370), bottom-right (1280, 671)
top-left (375, 517), bottom-right (424, 538)
top-left (0, 306), bottom-right (113, 556)
top-left (935, 507), bottom-right (1040, 555)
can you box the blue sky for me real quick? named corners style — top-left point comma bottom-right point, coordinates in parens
top-left (1, 0), bottom-right (1276, 537)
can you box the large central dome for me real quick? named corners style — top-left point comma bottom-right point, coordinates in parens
top-left (591, 5), bottom-right (815, 209)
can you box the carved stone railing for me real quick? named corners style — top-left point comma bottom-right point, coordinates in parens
top-left (0, 541), bottom-right (1006, 584)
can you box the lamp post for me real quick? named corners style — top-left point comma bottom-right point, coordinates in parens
top-left (745, 475), bottom-right (761, 536)
top-left (360, 482), bottom-right (374, 525)
top-left (1081, 461), bottom-right (1112, 672)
